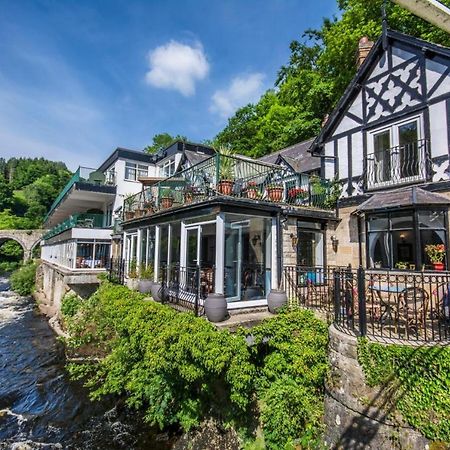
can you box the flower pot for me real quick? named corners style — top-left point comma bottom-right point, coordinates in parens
top-left (138, 279), bottom-right (154, 294)
top-left (267, 187), bottom-right (283, 202)
top-left (124, 211), bottom-right (135, 221)
top-left (205, 293), bottom-right (228, 322)
top-left (161, 197), bottom-right (174, 209)
top-left (184, 193), bottom-right (193, 204)
top-left (150, 282), bottom-right (162, 302)
top-left (218, 180), bottom-right (234, 196)
top-left (267, 289), bottom-right (287, 314)
top-left (135, 209), bottom-right (145, 218)
top-left (433, 262), bottom-right (445, 271)
top-left (246, 189), bottom-right (258, 199)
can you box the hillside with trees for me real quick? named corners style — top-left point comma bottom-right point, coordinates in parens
top-left (214, 0), bottom-right (450, 157)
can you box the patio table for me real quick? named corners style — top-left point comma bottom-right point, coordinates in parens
top-left (368, 283), bottom-right (406, 327)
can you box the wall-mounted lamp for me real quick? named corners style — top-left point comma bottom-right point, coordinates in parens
top-left (330, 235), bottom-right (339, 252)
top-left (290, 233), bottom-right (298, 247)
top-left (251, 234), bottom-right (261, 246)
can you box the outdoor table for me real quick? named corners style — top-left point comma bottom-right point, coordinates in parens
top-left (368, 283), bottom-right (406, 327)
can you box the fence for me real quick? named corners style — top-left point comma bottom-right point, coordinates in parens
top-left (108, 258), bottom-right (125, 285)
top-left (333, 267), bottom-right (450, 342)
top-left (160, 264), bottom-right (215, 316)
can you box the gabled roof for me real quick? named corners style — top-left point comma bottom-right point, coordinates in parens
top-left (310, 28), bottom-right (450, 153)
top-left (258, 138), bottom-right (320, 173)
top-left (355, 186), bottom-right (450, 213)
top-left (97, 147), bottom-right (156, 172)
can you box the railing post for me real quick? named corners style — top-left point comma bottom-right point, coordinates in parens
top-left (333, 269), bottom-right (341, 324)
top-left (357, 266), bottom-right (367, 336)
top-left (195, 265), bottom-right (200, 317)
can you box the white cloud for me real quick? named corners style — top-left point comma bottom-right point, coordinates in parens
top-left (210, 73), bottom-right (265, 118)
top-left (145, 40), bottom-right (209, 96)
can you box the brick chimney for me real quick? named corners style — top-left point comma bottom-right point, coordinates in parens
top-left (357, 36), bottom-right (374, 68)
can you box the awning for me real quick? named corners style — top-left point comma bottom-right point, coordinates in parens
top-left (355, 186), bottom-right (450, 214)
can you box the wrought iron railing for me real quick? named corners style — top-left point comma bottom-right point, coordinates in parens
top-left (123, 153), bottom-right (336, 221)
top-left (366, 139), bottom-right (429, 189)
top-left (43, 213), bottom-right (106, 240)
top-left (108, 258), bottom-right (125, 284)
top-left (333, 267), bottom-right (450, 342)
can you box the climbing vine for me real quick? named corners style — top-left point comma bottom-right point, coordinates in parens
top-left (357, 338), bottom-right (450, 443)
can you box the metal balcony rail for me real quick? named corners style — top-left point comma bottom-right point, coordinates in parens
top-left (45, 167), bottom-right (115, 221)
top-left (333, 267), bottom-right (450, 342)
top-left (123, 153), bottom-right (336, 221)
top-left (366, 139), bottom-right (429, 189)
top-left (43, 213), bottom-right (106, 240)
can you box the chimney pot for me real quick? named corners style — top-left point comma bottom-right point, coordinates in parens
top-left (357, 36), bottom-right (374, 68)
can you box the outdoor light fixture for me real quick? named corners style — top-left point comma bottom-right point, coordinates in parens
top-left (331, 235), bottom-right (339, 252)
top-left (290, 233), bottom-right (298, 247)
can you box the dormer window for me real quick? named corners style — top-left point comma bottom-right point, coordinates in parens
top-left (160, 158), bottom-right (176, 177)
top-left (125, 162), bottom-right (148, 181)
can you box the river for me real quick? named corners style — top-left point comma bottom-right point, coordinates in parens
top-left (0, 275), bottom-right (173, 450)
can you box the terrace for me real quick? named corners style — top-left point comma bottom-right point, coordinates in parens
top-left (43, 213), bottom-right (106, 240)
top-left (122, 152), bottom-right (338, 221)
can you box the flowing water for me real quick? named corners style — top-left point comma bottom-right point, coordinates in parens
top-left (0, 275), bottom-right (173, 449)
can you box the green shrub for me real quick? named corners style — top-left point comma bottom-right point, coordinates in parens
top-left (358, 338), bottom-right (450, 443)
top-left (10, 261), bottom-right (37, 295)
top-left (61, 293), bottom-right (82, 318)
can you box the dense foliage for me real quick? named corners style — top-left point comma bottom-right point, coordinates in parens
top-left (0, 240), bottom-right (23, 273)
top-left (358, 338), bottom-right (450, 443)
top-left (0, 157), bottom-right (71, 229)
top-left (10, 261), bottom-right (37, 296)
top-left (144, 133), bottom-right (188, 154)
top-left (64, 282), bottom-right (328, 448)
top-left (214, 0), bottom-right (450, 156)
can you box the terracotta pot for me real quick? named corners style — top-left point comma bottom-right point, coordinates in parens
top-left (246, 189), bottom-right (258, 199)
top-left (124, 211), bottom-right (135, 221)
top-left (205, 293), bottom-right (228, 322)
top-left (161, 197), bottom-right (174, 209)
top-left (135, 209), bottom-right (145, 217)
top-left (138, 279), bottom-right (154, 294)
top-left (267, 187), bottom-right (283, 202)
top-left (434, 262), bottom-right (445, 271)
top-left (218, 180), bottom-right (234, 196)
top-left (267, 289), bottom-right (287, 314)
top-left (184, 193), bottom-right (193, 204)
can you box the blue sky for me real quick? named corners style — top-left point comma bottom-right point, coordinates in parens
top-left (0, 0), bottom-right (338, 170)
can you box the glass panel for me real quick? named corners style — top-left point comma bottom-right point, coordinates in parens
top-left (159, 226), bottom-right (168, 267)
top-left (367, 214), bottom-right (388, 231)
top-left (125, 163), bottom-right (136, 181)
top-left (391, 212), bottom-right (413, 230)
top-left (373, 131), bottom-right (391, 183)
top-left (170, 223), bottom-right (181, 266)
top-left (399, 122), bottom-right (419, 178)
top-left (140, 229), bottom-right (147, 266)
top-left (186, 228), bottom-right (198, 267)
top-left (94, 244), bottom-right (110, 268)
top-left (368, 231), bottom-right (390, 269)
top-left (297, 231), bottom-right (323, 267)
top-left (76, 243), bottom-right (94, 268)
top-left (392, 230), bottom-right (415, 269)
top-left (147, 227), bottom-right (155, 268)
top-left (224, 224), bottom-right (241, 300)
top-left (420, 229), bottom-right (446, 270)
top-left (418, 210), bottom-right (446, 229)
top-left (200, 223), bottom-right (216, 268)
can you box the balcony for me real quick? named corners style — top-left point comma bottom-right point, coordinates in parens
top-left (43, 213), bottom-right (107, 240)
top-left (123, 153), bottom-right (337, 221)
top-left (366, 139), bottom-right (429, 190)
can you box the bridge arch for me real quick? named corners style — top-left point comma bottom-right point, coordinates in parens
top-left (0, 230), bottom-right (45, 261)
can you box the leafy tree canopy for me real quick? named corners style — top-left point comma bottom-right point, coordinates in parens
top-left (144, 133), bottom-right (188, 154)
top-left (215, 0), bottom-right (450, 157)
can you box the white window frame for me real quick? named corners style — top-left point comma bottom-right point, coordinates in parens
top-left (367, 115), bottom-right (424, 189)
top-left (125, 162), bottom-right (148, 181)
top-left (159, 158), bottom-right (176, 178)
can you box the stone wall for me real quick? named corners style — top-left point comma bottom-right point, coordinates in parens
top-left (282, 217), bottom-right (298, 266)
top-left (325, 325), bottom-right (429, 449)
top-left (326, 205), bottom-right (363, 268)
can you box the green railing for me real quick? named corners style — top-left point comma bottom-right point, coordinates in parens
top-left (43, 213), bottom-right (106, 240)
top-left (45, 166), bottom-right (116, 222)
top-left (123, 153), bottom-right (339, 221)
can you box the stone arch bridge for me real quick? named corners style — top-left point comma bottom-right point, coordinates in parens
top-left (0, 230), bottom-right (46, 261)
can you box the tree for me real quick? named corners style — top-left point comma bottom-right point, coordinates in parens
top-left (144, 133), bottom-right (188, 154)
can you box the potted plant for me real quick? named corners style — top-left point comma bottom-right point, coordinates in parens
top-left (127, 259), bottom-right (139, 290)
top-left (138, 264), bottom-right (154, 293)
top-left (160, 188), bottom-right (174, 209)
top-left (425, 244), bottom-right (446, 271)
top-left (184, 185), bottom-right (196, 204)
top-left (123, 194), bottom-right (136, 220)
top-left (266, 183), bottom-right (284, 202)
top-left (287, 187), bottom-right (308, 205)
top-left (216, 147), bottom-right (235, 195)
top-left (143, 200), bottom-right (153, 215)
top-left (245, 181), bottom-right (259, 199)
top-left (395, 261), bottom-right (408, 270)
top-left (374, 261), bottom-right (382, 269)
top-left (267, 289), bottom-right (288, 313)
